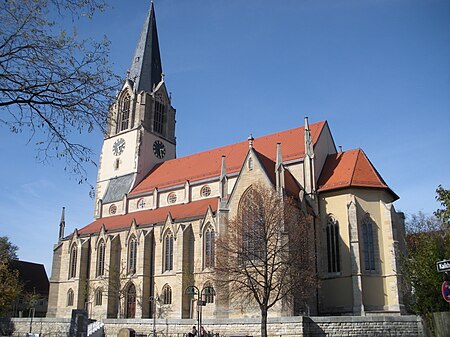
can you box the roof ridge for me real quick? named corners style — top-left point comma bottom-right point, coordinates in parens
top-left (168, 121), bottom-right (327, 162)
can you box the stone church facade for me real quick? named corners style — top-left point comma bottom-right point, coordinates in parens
top-left (47, 4), bottom-right (406, 320)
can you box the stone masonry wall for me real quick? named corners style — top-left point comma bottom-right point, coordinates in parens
top-left (305, 315), bottom-right (423, 337)
top-left (0, 317), bottom-right (71, 336)
top-left (1, 315), bottom-right (423, 337)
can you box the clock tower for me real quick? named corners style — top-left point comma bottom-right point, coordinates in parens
top-left (94, 3), bottom-right (176, 218)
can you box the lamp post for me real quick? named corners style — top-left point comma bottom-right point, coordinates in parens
top-left (149, 296), bottom-right (160, 337)
top-left (185, 285), bottom-right (215, 336)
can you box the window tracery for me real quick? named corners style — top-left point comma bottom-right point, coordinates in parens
top-left (96, 240), bottom-right (106, 277)
top-left (162, 284), bottom-right (172, 305)
top-left (67, 289), bottom-right (74, 306)
top-left (69, 244), bottom-right (77, 279)
top-left (128, 236), bottom-right (137, 274)
top-left (362, 219), bottom-right (376, 271)
top-left (204, 224), bottom-right (215, 269)
top-left (117, 92), bottom-right (131, 132)
top-left (95, 288), bottom-right (103, 306)
top-left (164, 231), bottom-right (174, 271)
top-left (326, 216), bottom-right (340, 273)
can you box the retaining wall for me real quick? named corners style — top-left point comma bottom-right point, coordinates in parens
top-left (0, 315), bottom-right (423, 337)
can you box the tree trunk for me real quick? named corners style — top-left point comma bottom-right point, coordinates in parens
top-left (261, 306), bottom-right (268, 337)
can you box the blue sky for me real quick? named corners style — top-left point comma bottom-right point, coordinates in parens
top-left (0, 0), bottom-right (449, 274)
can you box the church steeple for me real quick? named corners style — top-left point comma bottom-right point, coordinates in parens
top-left (128, 2), bottom-right (163, 93)
top-left (95, 2), bottom-right (176, 219)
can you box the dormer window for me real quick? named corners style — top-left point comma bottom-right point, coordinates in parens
top-left (117, 93), bottom-right (131, 132)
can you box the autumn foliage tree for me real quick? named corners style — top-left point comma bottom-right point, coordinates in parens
top-left (402, 185), bottom-right (450, 333)
top-left (215, 184), bottom-right (316, 337)
top-left (0, 0), bottom-right (119, 182)
top-left (0, 237), bottom-right (22, 316)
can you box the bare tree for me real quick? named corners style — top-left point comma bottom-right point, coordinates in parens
top-left (215, 184), bottom-right (316, 337)
top-left (0, 0), bottom-right (119, 182)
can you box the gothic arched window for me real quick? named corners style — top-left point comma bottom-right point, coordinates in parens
top-left (164, 231), bottom-right (174, 272)
top-left (94, 288), bottom-right (103, 306)
top-left (204, 225), bottom-right (215, 269)
top-left (69, 244), bottom-right (77, 279)
top-left (162, 284), bottom-right (172, 305)
top-left (203, 282), bottom-right (214, 304)
top-left (96, 240), bottom-right (106, 277)
top-left (125, 284), bottom-right (136, 318)
top-left (117, 93), bottom-right (131, 132)
top-left (153, 94), bottom-right (166, 135)
top-left (239, 187), bottom-right (265, 263)
top-left (128, 236), bottom-right (137, 274)
top-left (362, 220), bottom-right (376, 271)
top-left (67, 289), bottom-right (74, 306)
top-left (326, 216), bottom-right (340, 273)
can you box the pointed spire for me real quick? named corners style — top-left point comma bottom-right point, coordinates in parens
top-left (58, 207), bottom-right (65, 242)
top-left (128, 2), bottom-right (163, 93)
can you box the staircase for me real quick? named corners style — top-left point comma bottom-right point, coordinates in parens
top-left (88, 320), bottom-right (104, 337)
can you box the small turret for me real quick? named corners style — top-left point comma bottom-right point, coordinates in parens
top-left (58, 207), bottom-right (65, 242)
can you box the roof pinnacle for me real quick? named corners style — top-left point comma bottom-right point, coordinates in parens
top-left (248, 134), bottom-right (254, 148)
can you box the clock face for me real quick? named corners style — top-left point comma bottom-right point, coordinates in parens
top-left (153, 140), bottom-right (166, 159)
top-left (112, 138), bottom-right (126, 156)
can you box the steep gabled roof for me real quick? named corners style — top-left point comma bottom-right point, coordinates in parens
top-left (131, 121), bottom-right (326, 195)
top-left (78, 198), bottom-right (219, 235)
top-left (317, 148), bottom-right (398, 200)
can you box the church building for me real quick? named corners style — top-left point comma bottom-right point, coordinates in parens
top-left (47, 3), bottom-right (406, 320)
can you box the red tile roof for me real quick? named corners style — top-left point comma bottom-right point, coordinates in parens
top-left (78, 198), bottom-right (218, 235)
top-left (317, 149), bottom-right (398, 200)
top-left (255, 150), bottom-right (301, 198)
top-left (130, 121), bottom-right (327, 195)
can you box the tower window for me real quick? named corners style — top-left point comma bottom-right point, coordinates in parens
top-left (326, 216), bottom-right (340, 273)
top-left (117, 93), bottom-right (131, 132)
top-left (154, 96), bottom-right (166, 135)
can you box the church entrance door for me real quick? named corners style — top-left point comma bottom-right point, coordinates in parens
top-left (126, 284), bottom-right (136, 318)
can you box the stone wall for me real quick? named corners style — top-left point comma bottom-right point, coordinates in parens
top-left (1, 315), bottom-right (423, 337)
top-left (0, 317), bottom-right (71, 336)
top-left (305, 315), bottom-right (423, 336)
